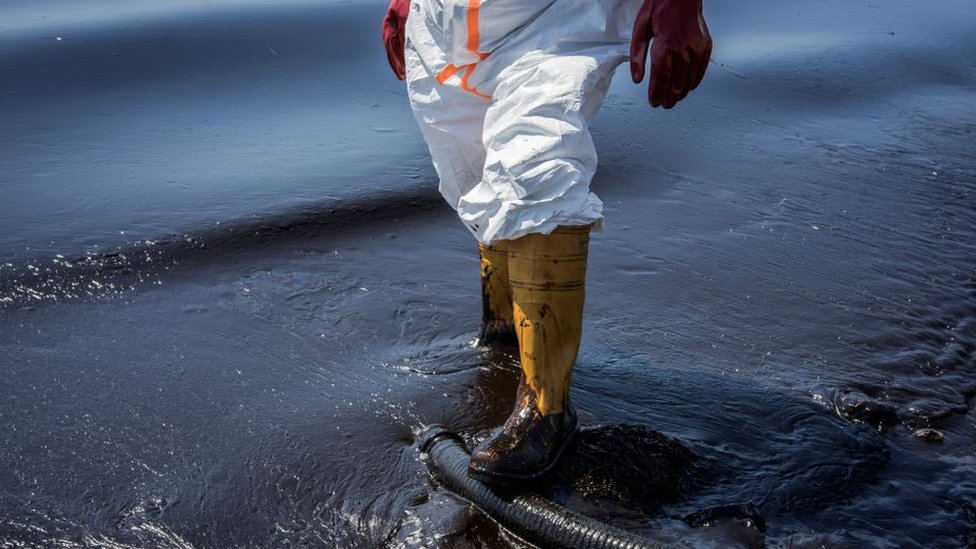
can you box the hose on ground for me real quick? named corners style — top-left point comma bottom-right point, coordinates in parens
top-left (417, 425), bottom-right (689, 549)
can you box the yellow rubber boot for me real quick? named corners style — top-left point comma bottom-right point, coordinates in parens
top-left (468, 225), bottom-right (589, 484)
top-left (478, 242), bottom-right (517, 346)
top-left (509, 225), bottom-right (588, 415)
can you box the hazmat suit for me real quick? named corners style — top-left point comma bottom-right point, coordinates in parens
top-left (383, 0), bottom-right (712, 484)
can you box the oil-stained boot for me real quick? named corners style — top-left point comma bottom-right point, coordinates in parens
top-left (468, 375), bottom-right (578, 484)
top-left (469, 225), bottom-right (589, 484)
top-left (477, 241), bottom-right (517, 346)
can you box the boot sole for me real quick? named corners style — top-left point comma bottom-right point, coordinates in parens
top-left (467, 422), bottom-right (579, 487)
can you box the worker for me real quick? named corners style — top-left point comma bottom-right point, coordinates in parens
top-left (382, 0), bottom-right (712, 484)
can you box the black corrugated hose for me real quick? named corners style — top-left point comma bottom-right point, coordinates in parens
top-left (417, 425), bottom-right (690, 549)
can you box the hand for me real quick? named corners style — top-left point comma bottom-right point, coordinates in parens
top-left (382, 0), bottom-right (411, 80)
top-left (630, 0), bottom-right (713, 109)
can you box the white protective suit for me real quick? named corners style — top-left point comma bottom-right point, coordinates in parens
top-left (405, 0), bottom-right (641, 244)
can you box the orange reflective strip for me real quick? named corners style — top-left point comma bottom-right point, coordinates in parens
top-left (461, 64), bottom-right (492, 100)
top-left (466, 0), bottom-right (481, 55)
top-left (435, 3), bottom-right (492, 101)
top-left (437, 64), bottom-right (462, 85)
top-left (466, 0), bottom-right (490, 60)
top-left (436, 63), bottom-right (491, 100)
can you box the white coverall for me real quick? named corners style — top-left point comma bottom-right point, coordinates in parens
top-left (405, 0), bottom-right (641, 245)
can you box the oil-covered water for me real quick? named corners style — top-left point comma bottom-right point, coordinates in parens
top-left (1, 0), bottom-right (974, 547)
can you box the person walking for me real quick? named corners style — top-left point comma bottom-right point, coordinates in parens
top-left (382, 0), bottom-right (712, 484)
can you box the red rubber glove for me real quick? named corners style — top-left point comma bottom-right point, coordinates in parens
top-left (630, 0), bottom-right (713, 109)
top-left (382, 0), bottom-right (411, 80)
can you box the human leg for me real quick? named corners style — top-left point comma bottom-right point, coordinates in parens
top-left (478, 240), bottom-right (517, 345)
top-left (406, 24), bottom-right (512, 346)
top-left (468, 225), bottom-right (590, 483)
top-left (464, 43), bottom-right (629, 482)
top-left (406, 0), bottom-right (634, 483)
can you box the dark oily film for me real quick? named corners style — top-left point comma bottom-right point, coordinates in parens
top-left (1, 0), bottom-right (975, 547)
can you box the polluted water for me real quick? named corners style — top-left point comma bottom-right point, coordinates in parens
top-left (0, 0), bottom-right (974, 547)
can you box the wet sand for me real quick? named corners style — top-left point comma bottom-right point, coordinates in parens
top-left (1, 0), bottom-right (974, 547)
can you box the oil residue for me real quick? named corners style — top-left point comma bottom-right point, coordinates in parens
top-left (1, 0), bottom-right (974, 547)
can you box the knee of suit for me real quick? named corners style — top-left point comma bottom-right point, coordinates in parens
top-left (404, 0), bottom-right (635, 244)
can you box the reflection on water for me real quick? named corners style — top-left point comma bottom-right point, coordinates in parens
top-left (1, 0), bottom-right (974, 547)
